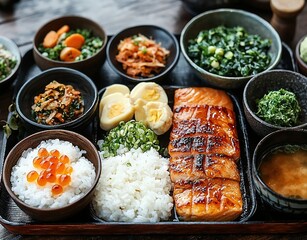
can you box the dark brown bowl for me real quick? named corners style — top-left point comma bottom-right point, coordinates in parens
top-left (295, 35), bottom-right (307, 76)
top-left (33, 15), bottom-right (107, 77)
top-left (2, 129), bottom-right (101, 222)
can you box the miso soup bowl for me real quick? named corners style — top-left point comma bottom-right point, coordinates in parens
top-left (252, 129), bottom-right (307, 215)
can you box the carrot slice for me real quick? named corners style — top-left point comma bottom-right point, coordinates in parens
top-left (60, 47), bottom-right (81, 62)
top-left (43, 31), bottom-right (59, 48)
top-left (57, 25), bottom-right (70, 36)
top-left (64, 33), bottom-right (85, 49)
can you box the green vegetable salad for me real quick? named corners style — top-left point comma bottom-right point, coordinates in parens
top-left (0, 44), bottom-right (17, 81)
top-left (38, 29), bottom-right (103, 61)
top-left (256, 88), bottom-right (301, 127)
top-left (100, 120), bottom-right (162, 158)
top-left (188, 26), bottom-right (271, 77)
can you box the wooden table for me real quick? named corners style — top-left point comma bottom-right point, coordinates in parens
top-left (0, 0), bottom-right (306, 239)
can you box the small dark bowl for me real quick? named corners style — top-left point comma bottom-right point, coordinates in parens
top-left (295, 35), bottom-right (307, 76)
top-left (15, 67), bottom-right (98, 133)
top-left (0, 36), bottom-right (21, 87)
top-left (243, 69), bottom-right (307, 137)
top-left (107, 25), bottom-right (180, 82)
top-left (33, 15), bottom-right (107, 77)
top-left (181, 0), bottom-right (239, 14)
top-left (2, 129), bottom-right (101, 221)
top-left (180, 9), bottom-right (282, 89)
top-left (252, 129), bottom-right (307, 214)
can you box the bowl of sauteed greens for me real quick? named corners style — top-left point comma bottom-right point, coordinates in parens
top-left (180, 9), bottom-right (282, 89)
top-left (107, 25), bottom-right (180, 82)
top-left (0, 36), bottom-right (21, 87)
top-left (15, 67), bottom-right (98, 133)
top-left (33, 16), bottom-right (107, 77)
top-left (243, 69), bottom-right (307, 137)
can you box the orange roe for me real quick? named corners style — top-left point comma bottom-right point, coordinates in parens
top-left (38, 147), bottom-right (49, 157)
top-left (59, 154), bottom-right (70, 164)
top-left (37, 173), bottom-right (47, 186)
top-left (58, 174), bottom-right (71, 186)
top-left (46, 156), bottom-right (58, 163)
top-left (27, 170), bottom-right (38, 182)
top-left (51, 184), bottom-right (63, 196)
top-left (56, 162), bottom-right (65, 174)
top-left (46, 172), bottom-right (56, 183)
top-left (40, 159), bottom-right (50, 169)
top-left (50, 149), bottom-right (60, 158)
top-left (33, 156), bottom-right (42, 168)
top-left (26, 148), bottom-right (74, 196)
top-left (64, 166), bottom-right (73, 174)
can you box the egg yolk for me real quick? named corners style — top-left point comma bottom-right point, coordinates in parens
top-left (108, 103), bottom-right (124, 118)
top-left (143, 88), bottom-right (160, 101)
top-left (26, 148), bottom-right (74, 196)
top-left (148, 108), bottom-right (162, 123)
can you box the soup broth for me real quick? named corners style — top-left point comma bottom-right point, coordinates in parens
top-left (259, 145), bottom-right (307, 200)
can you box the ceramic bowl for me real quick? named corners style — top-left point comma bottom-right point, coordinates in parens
top-left (180, 8), bottom-right (282, 89)
top-left (243, 69), bottom-right (307, 137)
top-left (2, 129), bottom-right (101, 221)
top-left (0, 36), bottom-right (22, 87)
top-left (252, 129), bottom-right (307, 214)
top-left (15, 67), bottom-right (98, 133)
top-left (107, 25), bottom-right (180, 82)
top-left (295, 35), bottom-right (307, 76)
top-left (33, 15), bottom-right (107, 77)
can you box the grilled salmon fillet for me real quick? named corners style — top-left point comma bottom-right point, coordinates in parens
top-left (173, 87), bottom-right (234, 110)
top-left (173, 178), bottom-right (243, 221)
top-left (169, 154), bottom-right (240, 182)
top-left (169, 87), bottom-right (242, 221)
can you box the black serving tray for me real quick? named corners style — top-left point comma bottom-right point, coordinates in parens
top-left (0, 42), bottom-right (306, 235)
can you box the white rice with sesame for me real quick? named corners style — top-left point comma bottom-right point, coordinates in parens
top-left (92, 147), bottom-right (173, 222)
top-left (10, 139), bottom-right (96, 209)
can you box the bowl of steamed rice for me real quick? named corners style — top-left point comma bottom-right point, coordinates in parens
top-left (2, 129), bottom-right (101, 222)
top-left (92, 120), bottom-right (174, 222)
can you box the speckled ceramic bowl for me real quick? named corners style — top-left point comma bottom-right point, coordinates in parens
top-left (180, 9), bottom-right (282, 89)
top-left (252, 129), bottom-right (307, 214)
top-left (295, 35), bottom-right (307, 76)
top-left (243, 69), bottom-right (307, 137)
top-left (0, 36), bottom-right (22, 87)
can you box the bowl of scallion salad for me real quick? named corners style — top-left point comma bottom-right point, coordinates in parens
top-left (180, 9), bottom-right (282, 89)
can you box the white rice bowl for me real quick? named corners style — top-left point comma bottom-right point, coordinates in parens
top-left (10, 139), bottom-right (96, 209)
top-left (93, 147), bottom-right (173, 222)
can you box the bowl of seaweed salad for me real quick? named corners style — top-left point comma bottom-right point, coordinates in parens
top-left (243, 69), bottom-right (307, 137)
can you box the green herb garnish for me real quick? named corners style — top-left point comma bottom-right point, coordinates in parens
top-left (100, 120), bottom-right (162, 158)
top-left (187, 26), bottom-right (271, 77)
top-left (256, 88), bottom-right (301, 127)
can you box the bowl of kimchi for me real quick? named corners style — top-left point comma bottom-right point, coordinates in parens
top-left (106, 25), bottom-right (180, 82)
top-left (15, 67), bottom-right (98, 134)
